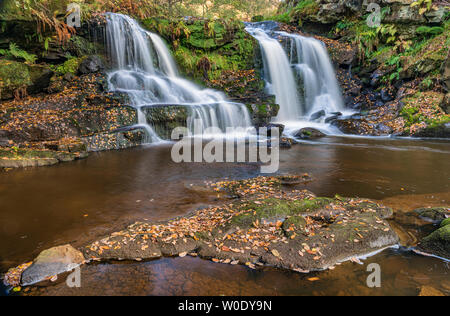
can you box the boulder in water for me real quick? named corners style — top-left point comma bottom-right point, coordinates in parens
top-left (414, 207), bottom-right (449, 223)
top-left (280, 137), bottom-right (293, 148)
top-left (414, 208), bottom-right (450, 260)
top-left (310, 110), bottom-right (326, 121)
top-left (259, 123), bottom-right (285, 138)
top-left (417, 224), bottom-right (450, 260)
top-left (295, 127), bottom-right (326, 139)
top-left (21, 244), bottom-right (85, 286)
top-left (325, 115), bottom-right (340, 124)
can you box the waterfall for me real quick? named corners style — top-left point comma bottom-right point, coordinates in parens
top-left (105, 13), bottom-right (252, 142)
top-left (245, 22), bottom-right (346, 134)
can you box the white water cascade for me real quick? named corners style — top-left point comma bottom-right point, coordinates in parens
top-left (246, 22), bottom-right (347, 135)
top-left (105, 13), bottom-right (252, 142)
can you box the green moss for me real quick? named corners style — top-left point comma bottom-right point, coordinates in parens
top-left (229, 197), bottom-right (333, 228)
top-left (400, 92), bottom-right (447, 129)
top-left (293, 0), bottom-right (319, 17)
top-left (421, 225), bottom-right (450, 257)
top-left (441, 218), bottom-right (450, 228)
top-left (266, 12), bottom-right (292, 24)
top-left (51, 57), bottom-right (84, 76)
top-left (416, 26), bottom-right (444, 37)
top-left (146, 18), bottom-right (256, 82)
top-left (65, 36), bottom-right (97, 57)
top-left (414, 207), bottom-right (449, 222)
top-left (0, 59), bottom-right (31, 95)
top-left (0, 148), bottom-right (58, 159)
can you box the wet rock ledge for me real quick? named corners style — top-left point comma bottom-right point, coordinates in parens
top-left (4, 176), bottom-right (400, 287)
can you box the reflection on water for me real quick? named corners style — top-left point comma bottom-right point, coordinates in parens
top-left (1, 136), bottom-right (449, 295)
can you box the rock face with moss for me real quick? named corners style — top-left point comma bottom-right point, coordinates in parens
top-left (414, 207), bottom-right (449, 259)
top-left (0, 60), bottom-right (53, 100)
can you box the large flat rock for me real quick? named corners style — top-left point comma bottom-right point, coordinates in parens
top-left (82, 176), bottom-right (399, 273)
top-left (21, 245), bottom-right (85, 286)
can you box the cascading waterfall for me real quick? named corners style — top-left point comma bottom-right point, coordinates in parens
top-left (245, 22), bottom-right (347, 135)
top-left (105, 13), bottom-right (251, 142)
top-left (245, 26), bottom-right (303, 122)
top-left (288, 33), bottom-right (344, 115)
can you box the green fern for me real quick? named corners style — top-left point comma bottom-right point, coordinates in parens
top-left (0, 43), bottom-right (37, 64)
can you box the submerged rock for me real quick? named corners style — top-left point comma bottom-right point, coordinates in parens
top-left (21, 245), bottom-right (85, 286)
top-left (294, 127), bottom-right (326, 139)
top-left (310, 110), bottom-right (326, 121)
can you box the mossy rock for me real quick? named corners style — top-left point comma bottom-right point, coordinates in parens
top-left (400, 91), bottom-right (450, 136)
top-left (419, 225), bottom-right (450, 259)
top-left (64, 36), bottom-right (98, 58)
top-left (0, 59), bottom-right (31, 99)
top-left (50, 57), bottom-right (85, 77)
top-left (440, 218), bottom-right (450, 228)
top-left (228, 197), bottom-right (333, 229)
top-left (414, 207), bottom-right (449, 223)
top-left (142, 18), bottom-right (257, 84)
top-left (401, 31), bottom-right (449, 79)
top-left (247, 102), bottom-right (280, 125)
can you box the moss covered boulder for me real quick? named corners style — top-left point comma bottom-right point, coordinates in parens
top-left (440, 218), bottom-right (450, 228)
top-left (0, 59), bottom-right (54, 100)
top-left (414, 207), bottom-right (449, 223)
top-left (0, 59), bottom-right (31, 100)
top-left (417, 225), bottom-right (450, 260)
